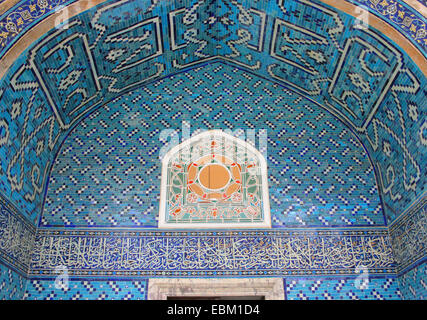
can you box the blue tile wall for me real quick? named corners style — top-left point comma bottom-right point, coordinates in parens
top-left (0, 263), bottom-right (27, 300)
top-left (0, 0), bottom-right (424, 228)
top-left (397, 261), bottom-right (427, 300)
top-left (0, 0), bottom-right (425, 300)
top-left (21, 276), bottom-right (406, 300)
top-left (42, 62), bottom-right (384, 228)
top-left (214, 0), bottom-right (427, 225)
top-left (285, 276), bottom-right (402, 300)
top-left (22, 276), bottom-right (404, 300)
top-left (24, 278), bottom-right (148, 300)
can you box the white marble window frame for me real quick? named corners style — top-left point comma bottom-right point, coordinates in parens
top-left (147, 278), bottom-right (284, 300)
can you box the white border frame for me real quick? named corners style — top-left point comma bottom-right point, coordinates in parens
top-left (158, 130), bottom-right (271, 229)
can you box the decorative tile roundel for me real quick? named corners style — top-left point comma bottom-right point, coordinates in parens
top-left (159, 130), bottom-right (271, 228)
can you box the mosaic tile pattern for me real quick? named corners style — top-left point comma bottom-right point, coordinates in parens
top-left (24, 278), bottom-right (148, 300)
top-left (214, 2), bottom-right (427, 224)
top-left (397, 261), bottom-right (427, 300)
top-left (0, 0), bottom-right (425, 300)
top-left (22, 276), bottom-right (405, 300)
top-left (0, 0), bottom-right (424, 229)
top-left (285, 276), bottom-right (402, 300)
top-left (42, 63), bottom-right (383, 228)
top-left (0, 262), bottom-right (27, 300)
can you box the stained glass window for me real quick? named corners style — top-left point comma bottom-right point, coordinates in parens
top-left (159, 130), bottom-right (271, 228)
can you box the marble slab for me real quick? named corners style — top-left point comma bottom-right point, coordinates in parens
top-left (147, 278), bottom-right (285, 300)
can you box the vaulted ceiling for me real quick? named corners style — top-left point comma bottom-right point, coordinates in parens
top-left (0, 0), bottom-right (425, 228)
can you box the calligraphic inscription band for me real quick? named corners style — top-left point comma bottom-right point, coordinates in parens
top-left (29, 229), bottom-right (396, 278)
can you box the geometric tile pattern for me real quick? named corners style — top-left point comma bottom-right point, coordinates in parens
top-left (285, 277), bottom-right (403, 300)
top-left (397, 261), bottom-right (427, 300)
top-left (366, 67), bottom-right (426, 223)
top-left (22, 276), bottom-right (406, 300)
top-left (43, 63), bottom-right (384, 228)
top-left (0, 0), bottom-right (424, 300)
top-left (0, 0), bottom-right (424, 229)
top-left (29, 228), bottom-right (396, 278)
top-left (23, 279), bottom-right (148, 300)
top-left (0, 263), bottom-right (27, 300)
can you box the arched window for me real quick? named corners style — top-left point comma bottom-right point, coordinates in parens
top-left (159, 130), bottom-right (271, 228)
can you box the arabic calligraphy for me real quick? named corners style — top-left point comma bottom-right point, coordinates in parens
top-left (0, 198), bottom-right (36, 273)
top-left (390, 198), bottom-right (427, 273)
top-left (29, 229), bottom-right (395, 277)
